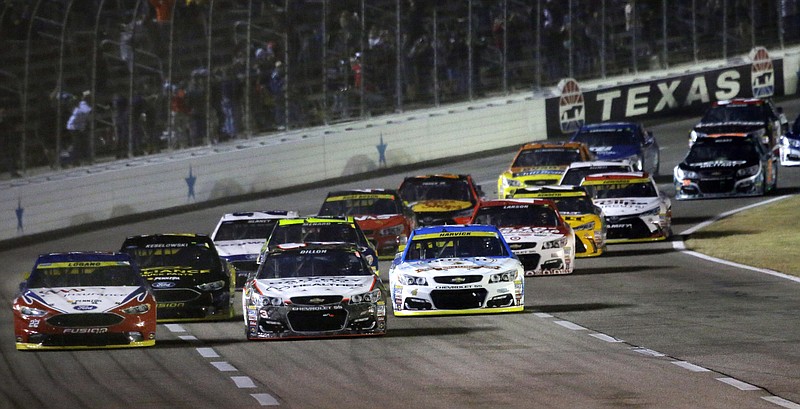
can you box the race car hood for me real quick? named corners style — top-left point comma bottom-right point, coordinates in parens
top-left (214, 240), bottom-right (265, 258)
top-left (509, 166), bottom-right (567, 178)
top-left (409, 200), bottom-right (473, 213)
top-left (396, 257), bottom-right (516, 275)
top-left (354, 214), bottom-right (406, 230)
top-left (141, 266), bottom-right (223, 288)
top-left (21, 286), bottom-right (148, 313)
top-left (589, 145), bottom-right (639, 161)
top-left (678, 158), bottom-right (756, 172)
top-left (499, 226), bottom-right (569, 245)
top-left (594, 197), bottom-right (662, 217)
top-left (255, 276), bottom-right (376, 298)
top-left (693, 122), bottom-right (764, 135)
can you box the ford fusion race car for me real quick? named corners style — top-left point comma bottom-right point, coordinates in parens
top-left (242, 242), bottom-right (387, 340)
top-left (211, 210), bottom-right (299, 288)
top-left (689, 98), bottom-right (784, 147)
top-left (497, 142), bottom-right (593, 198)
top-left (509, 185), bottom-right (606, 257)
top-left (317, 189), bottom-right (415, 259)
top-left (397, 174), bottom-right (484, 226)
top-left (260, 217), bottom-right (379, 273)
top-left (581, 172), bottom-right (672, 243)
top-left (469, 198), bottom-right (575, 275)
top-left (674, 134), bottom-right (779, 199)
top-left (570, 122), bottom-right (660, 175)
top-left (120, 234), bottom-right (235, 322)
top-left (389, 224), bottom-right (524, 316)
top-left (13, 252), bottom-right (157, 350)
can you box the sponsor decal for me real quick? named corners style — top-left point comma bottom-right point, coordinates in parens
top-left (141, 268), bottom-right (211, 276)
top-left (558, 78), bottom-right (586, 133)
top-left (158, 302), bottom-right (187, 308)
top-left (28, 319), bottom-right (41, 328)
top-left (414, 231), bottom-right (497, 240)
top-left (37, 261), bottom-right (129, 268)
top-left (73, 305), bottom-right (97, 311)
top-left (750, 47), bottom-right (774, 98)
top-left (63, 328), bottom-right (109, 334)
top-left (151, 281), bottom-right (176, 289)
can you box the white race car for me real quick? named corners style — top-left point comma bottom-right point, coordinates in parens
top-left (389, 224), bottom-right (524, 316)
top-left (779, 132), bottom-right (800, 166)
top-left (469, 198), bottom-right (575, 275)
top-left (211, 210), bottom-right (298, 288)
top-left (581, 172), bottom-right (672, 243)
top-left (242, 242), bottom-right (387, 339)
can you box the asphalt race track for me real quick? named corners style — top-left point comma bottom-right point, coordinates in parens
top-left (2, 99), bottom-right (800, 409)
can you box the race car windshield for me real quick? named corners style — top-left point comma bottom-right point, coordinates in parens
top-left (27, 265), bottom-right (142, 288)
top-left (561, 165), bottom-right (632, 185)
top-left (472, 205), bottom-right (559, 227)
top-left (257, 251), bottom-right (371, 278)
top-left (572, 129), bottom-right (636, 147)
top-left (513, 149), bottom-right (583, 167)
top-left (318, 197), bottom-right (400, 216)
top-left (550, 196), bottom-right (596, 214)
top-left (404, 235), bottom-right (508, 260)
top-left (270, 224), bottom-right (364, 246)
top-left (702, 105), bottom-right (763, 123)
top-left (685, 141), bottom-right (758, 163)
top-left (125, 246), bottom-right (222, 271)
top-left (586, 182), bottom-right (657, 199)
top-left (399, 179), bottom-right (472, 202)
top-left (213, 220), bottom-right (279, 241)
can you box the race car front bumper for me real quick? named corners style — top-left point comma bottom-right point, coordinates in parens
top-left (245, 302), bottom-right (387, 339)
top-left (392, 280), bottom-right (524, 316)
top-left (674, 172), bottom-right (763, 200)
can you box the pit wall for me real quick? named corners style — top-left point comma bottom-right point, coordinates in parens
top-left (3, 47), bottom-right (799, 243)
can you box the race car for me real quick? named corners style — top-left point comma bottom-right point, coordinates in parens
top-left (779, 117), bottom-right (800, 166)
top-left (509, 185), bottom-right (606, 257)
top-left (689, 98), bottom-right (784, 147)
top-left (389, 224), bottom-right (524, 316)
top-left (120, 234), bottom-right (235, 322)
top-left (13, 251), bottom-right (157, 350)
top-left (397, 174), bottom-right (484, 226)
top-left (469, 198), bottom-right (575, 275)
top-left (259, 217), bottom-right (379, 273)
top-left (317, 189), bottom-right (415, 259)
top-left (211, 210), bottom-right (299, 288)
top-left (569, 122), bottom-right (660, 175)
top-left (497, 141), bottom-right (594, 198)
top-left (557, 160), bottom-right (634, 186)
top-left (674, 134), bottom-right (779, 199)
top-left (581, 172), bottom-right (672, 243)
top-left (243, 242), bottom-right (387, 340)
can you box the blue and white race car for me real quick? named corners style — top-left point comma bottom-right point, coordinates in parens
top-left (780, 123), bottom-right (800, 166)
top-left (570, 122), bottom-right (660, 175)
top-left (211, 210), bottom-right (299, 288)
top-left (389, 224), bottom-right (524, 316)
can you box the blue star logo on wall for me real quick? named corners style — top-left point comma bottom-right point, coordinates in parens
top-left (185, 165), bottom-right (196, 200)
top-left (16, 197), bottom-right (24, 232)
top-left (376, 134), bottom-right (387, 167)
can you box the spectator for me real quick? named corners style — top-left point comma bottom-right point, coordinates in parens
top-left (169, 81), bottom-right (191, 148)
top-left (149, 0), bottom-right (175, 57)
top-left (270, 61), bottom-right (286, 130)
top-left (218, 66), bottom-right (240, 141)
top-left (65, 91), bottom-right (92, 166)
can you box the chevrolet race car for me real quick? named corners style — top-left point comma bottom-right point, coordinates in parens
top-left (674, 134), bottom-right (779, 199)
top-left (260, 217), bottom-right (379, 273)
top-left (317, 189), bottom-right (415, 259)
top-left (581, 172), bottom-right (672, 243)
top-left (498, 141), bottom-right (594, 198)
top-left (570, 122), bottom-right (660, 175)
top-left (242, 242), bottom-right (387, 340)
top-left (211, 210), bottom-right (299, 288)
top-left (397, 174), bottom-right (484, 226)
top-left (558, 160), bottom-right (634, 186)
top-left (689, 98), bottom-right (784, 147)
top-left (509, 185), bottom-right (606, 257)
top-left (389, 224), bottom-right (524, 316)
top-left (13, 252), bottom-right (157, 350)
top-left (120, 234), bottom-right (235, 322)
top-left (469, 198), bottom-right (575, 275)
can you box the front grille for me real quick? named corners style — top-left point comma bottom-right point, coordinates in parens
top-left (516, 253), bottom-right (541, 271)
top-left (153, 288), bottom-right (201, 302)
top-left (38, 333), bottom-right (133, 347)
top-left (606, 218), bottom-right (652, 240)
top-left (508, 242), bottom-right (537, 251)
top-left (290, 295), bottom-right (344, 305)
top-left (433, 275), bottom-right (483, 284)
top-left (430, 289), bottom-right (488, 310)
top-left (287, 309), bottom-right (348, 331)
top-left (47, 313), bottom-right (124, 327)
top-left (574, 237), bottom-right (587, 253)
top-left (698, 178), bottom-right (735, 194)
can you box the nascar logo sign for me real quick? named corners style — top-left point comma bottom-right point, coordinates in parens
top-left (557, 78), bottom-right (585, 133)
top-left (750, 46), bottom-right (774, 98)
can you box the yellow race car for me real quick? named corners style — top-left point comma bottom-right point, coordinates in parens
top-left (497, 142), bottom-right (594, 198)
top-left (508, 185), bottom-right (606, 257)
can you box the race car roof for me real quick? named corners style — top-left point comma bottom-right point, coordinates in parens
top-left (120, 233), bottom-right (215, 248)
top-left (268, 241), bottom-right (363, 254)
top-left (276, 216), bottom-right (356, 226)
top-left (477, 198), bottom-right (557, 208)
top-left (219, 210), bottom-right (299, 221)
top-left (575, 122), bottom-right (637, 132)
top-left (324, 189), bottom-right (400, 200)
top-left (581, 171), bottom-right (651, 185)
top-left (510, 185), bottom-right (590, 198)
top-left (35, 251), bottom-right (133, 265)
top-left (403, 174), bottom-right (469, 181)
top-left (565, 160), bottom-right (634, 169)
top-left (712, 97), bottom-right (767, 107)
top-left (411, 224), bottom-right (501, 237)
top-left (518, 141), bottom-right (588, 151)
